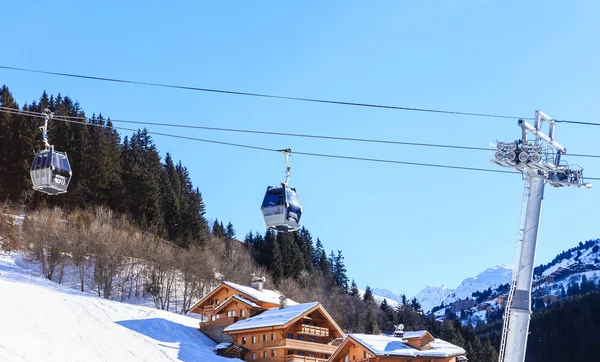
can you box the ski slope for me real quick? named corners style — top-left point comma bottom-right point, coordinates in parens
top-left (0, 251), bottom-right (238, 362)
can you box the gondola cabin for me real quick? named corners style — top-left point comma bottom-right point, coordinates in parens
top-left (261, 183), bottom-right (302, 232)
top-left (30, 146), bottom-right (72, 195)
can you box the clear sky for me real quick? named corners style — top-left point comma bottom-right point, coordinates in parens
top-left (2, 1), bottom-right (599, 297)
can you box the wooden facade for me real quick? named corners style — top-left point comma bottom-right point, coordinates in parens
top-left (223, 304), bottom-right (344, 362)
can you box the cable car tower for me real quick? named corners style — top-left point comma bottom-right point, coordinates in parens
top-left (30, 108), bottom-right (73, 195)
top-left (491, 110), bottom-right (591, 362)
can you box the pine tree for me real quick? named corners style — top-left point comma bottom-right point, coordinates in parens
top-left (313, 238), bottom-right (324, 267)
top-left (350, 280), bottom-right (360, 298)
top-left (333, 250), bottom-right (349, 290)
top-left (225, 222), bottom-right (236, 239)
top-left (363, 286), bottom-right (374, 303)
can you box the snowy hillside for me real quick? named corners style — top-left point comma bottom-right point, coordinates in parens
top-left (371, 288), bottom-right (404, 303)
top-left (0, 251), bottom-right (238, 362)
top-left (411, 265), bottom-right (513, 313)
top-left (412, 285), bottom-right (453, 314)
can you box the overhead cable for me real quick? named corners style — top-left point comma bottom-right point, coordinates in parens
top-left (1, 106), bottom-right (598, 159)
top-left (0, 65), bottom-right (529, 120)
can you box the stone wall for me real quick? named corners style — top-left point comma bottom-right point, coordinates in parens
top-left (201, 325), bottom-right (235, 344)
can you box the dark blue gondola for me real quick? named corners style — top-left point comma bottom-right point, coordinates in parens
top-left (261, 149), bottom-right (302, 232)
top-left (31, 146), bottom-right (72, 195)
top-left (30, 109), bottom-right (72, 195)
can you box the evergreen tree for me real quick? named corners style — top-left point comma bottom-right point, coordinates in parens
top-left (350, 280), bottom-right (360, 298)
top-left (333, 250), bottom-right (349, 290)
top-left (363, 285), bottom-right (374, 303)
top-left (313, 238), bottom-right (324, 267)
top-left (225, 222), bottom-right (236, 240)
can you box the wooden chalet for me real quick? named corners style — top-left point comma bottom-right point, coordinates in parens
top-left (222, 301), bottom-right (344, 362)
top-left (328, 331), bottom-right (467, 362)
top-left (188, 277), bottom-right (296, 332)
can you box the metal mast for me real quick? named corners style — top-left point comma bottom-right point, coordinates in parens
top-left (491, 110), bottom-right (592, 362)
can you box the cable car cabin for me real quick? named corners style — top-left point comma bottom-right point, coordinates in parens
top-left (261, 184), bottom-right (302, 232)
top-left (30, 146), bottom-right (72, 195)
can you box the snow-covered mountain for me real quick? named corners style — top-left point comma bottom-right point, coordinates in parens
top-left (412, 285), bottom-right (453, 314)
top-left (452, 264), bottom-right (513, 300)
top-left (0, 251), bottom-right (238, 362)
top-left (371, 288), bottom-right (403, 303)
top-left (358, 288), bottom-right (400, 308)
top-left (411, 265), bottom-right (513, 314)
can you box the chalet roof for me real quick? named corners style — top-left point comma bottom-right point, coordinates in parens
top-left (402, 330), bottom-right (429, 340)
top-left (349, 334), bottom-right (466, 358)
top-left (222, 281), bottom-right (298, 306)
top-left (188, 280), bottom-right (298, 314)
top-left (214, 295), bottom-right (261, 313)
top-left (223, 302), bottom-right (319, 332)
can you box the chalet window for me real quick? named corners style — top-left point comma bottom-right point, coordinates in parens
top-left (287, 333), bottom-right (293, 339)
top-left (309, 354), bottom-right (315, 358)
top-left (297, 335), bottom-right (304, 341)
top-left (263, 335), bottom-right (267, 341)
top-left (263, 352), bottom-right (267, 358)
top-left (344, 355), bottom-right (349, 362)
top-left (215, 299), bottom-right (219, 305)
top-left (252, 352), bottom-right (256, 360)
top-left (211, 316), bottom-right (216, 321)
top-left (309, 337), bottom-right (315, 343)
top-left (298, 351), bottom-right (305, 356)
top-left (241, 309), bottom-right (246, 317)
top-left (242, 337), bottom-right (246, 345)
top-left (271, 333), bottom-right (275, 340)
top-left (252, 336), bottom-right (257, 344)
top-left (271, 351), bottom-right (275, 357)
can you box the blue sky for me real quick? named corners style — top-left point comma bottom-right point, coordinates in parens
top-left (2, 1), bottom-right (599, 297)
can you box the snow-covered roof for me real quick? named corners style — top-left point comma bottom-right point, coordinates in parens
top-left (350, 334), bottom-right (466, 358)
top-left (223, 302), bottom-right (319, 332)
top-left (214, 342), bottom-right (232, 350)
top-left (402, 330), bottom-right (429, 339)
top-left (222, 281), bottom-right (298, 306)
top-left (214, 295), bottom-right (261, 312)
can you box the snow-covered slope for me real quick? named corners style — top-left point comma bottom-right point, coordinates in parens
top-left (411, 265), bottom-right (513, 313)
top-left (412, 285), bottom-right (453, 314)
top-left (0, 252), bottom-right (238, 362)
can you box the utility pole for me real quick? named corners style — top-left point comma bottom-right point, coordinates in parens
top-left (491, 110), bottom-right (592, 362)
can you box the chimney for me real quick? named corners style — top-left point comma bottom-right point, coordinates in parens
top-left (393, 324), bottom-right (405, 338)
top-left (251, 276), bottom-right (265, 291)
top-left (279, 295), bottom-right (288, 309)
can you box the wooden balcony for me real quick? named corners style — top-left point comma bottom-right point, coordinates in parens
top-left (284, 355), bottom-right (328, 362)
top-left (199, 316), bottom-right (238, 329)
top-left (263, 338), bottom-right (337, 355)
top-left (202, 305), bottom-right (216, 312)
top-left (296, 324), bottom-right (329, 337)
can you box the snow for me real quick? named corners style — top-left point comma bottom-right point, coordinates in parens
top-left (412, 264), bottom-right (512, 313)
top-left (223, 302), bottom-right (319, 332)
top-left (411, 285), bottom-right (453, 314)
top-left (350, 334), bottom-right (465, 358)
top-left (215, 295), bottom-right (261, 311)
top-left (0, 251), bottom-right (239, 362)
top-left (358, 288), bottom-right (400, 309)
top-left (223, 281), bottom-right (298, 306)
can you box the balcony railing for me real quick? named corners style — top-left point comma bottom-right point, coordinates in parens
top-left (296, 324), bottom-right (329, 337)
top-left (262, 338), bottom-right (337, 355)
top-left (199, 316), bottom-right (238, 329)
top-left (284, 355), bottom-right (328, 362)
